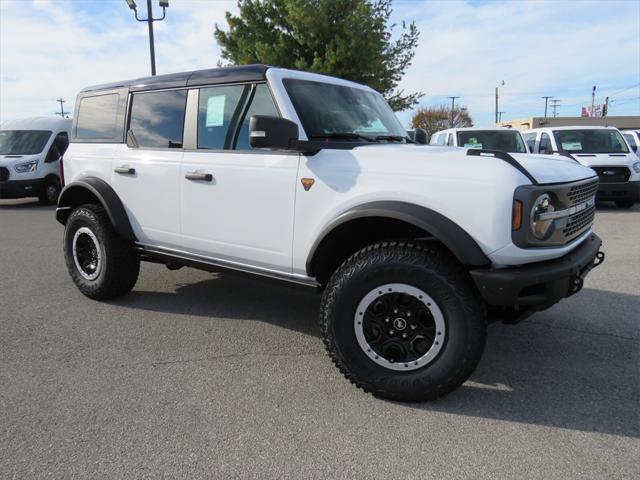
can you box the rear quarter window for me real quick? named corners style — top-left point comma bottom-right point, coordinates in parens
top-left (75, 93), bottom-right (120, 140)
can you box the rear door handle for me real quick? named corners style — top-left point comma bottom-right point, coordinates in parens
top-left (185, 171), bottom-right (213, 182)
top-left (114, 166), bottom-right (136, 175)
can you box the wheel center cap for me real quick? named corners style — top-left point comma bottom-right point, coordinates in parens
top-left (393, 317), bottom-right (407, 330)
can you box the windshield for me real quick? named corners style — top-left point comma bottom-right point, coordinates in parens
top-left (283, 79), bottom-right (407, 140)
top-left (553, 129), bottom-right (629, 154)
top-left (457, 130), bottom-right (527, 153)
top-left (0, 130), bottom-right (52, 155)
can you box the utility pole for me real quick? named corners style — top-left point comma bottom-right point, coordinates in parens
top-left (497, 111), bottom-right (505, 122)
top-left (495, 80), bottom-right (504, 124)
top-left (604, 96), bottom-right (609, 117)
top-left (550, 99), bottom-right (561, 117)
top-left (591, 85), bottom-right (596, 116)
top-left (126, 0), bottom-right (169, 76)
top-left (55, 98), bottom-right (67, 117)
top-left (541, 96), bottom-right (553, 118)
top-left (448, 96), bottom-right (460, 127)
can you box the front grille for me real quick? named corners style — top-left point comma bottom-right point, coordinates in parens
top-left (568, 179), bottom-right (598, 205)
top-left (592, 166), bottom-right (631, 183)
top-left (563, 178), bottom-right (598, 242)
top-left (0, 167), bottom-right (9, 181)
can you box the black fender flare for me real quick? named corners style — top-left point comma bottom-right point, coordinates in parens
top-left (55, 177), bottom-right (136, 241)
top-left (306, 201), bottom-right (490, 275)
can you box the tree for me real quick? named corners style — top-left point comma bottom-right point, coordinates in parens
top-left (214, 0), bottom-right (422, 111)
top-left (411, 105), bottom-right (473, 139)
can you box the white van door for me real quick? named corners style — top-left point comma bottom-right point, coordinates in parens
top-left (179, 84), bottom-right (298, 272)
top-left (111, 90), bottom-right (186, 249)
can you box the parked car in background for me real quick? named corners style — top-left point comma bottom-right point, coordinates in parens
top-left (522, 126), bottom-right (640, 208)
top-left (0, 117), bottom-right (71, 204)
top-left (429, 127), bottom-right (528, 153)
top-left (621, 129), bottom-right (640, 155)
top-left (56, 65), bottom-right (604, 402)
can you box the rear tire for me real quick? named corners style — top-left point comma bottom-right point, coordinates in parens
top-left (320, 242), bottom-right (486, 402)
top-left (39, 177), bottom-right (60, 205)
top-left (63, 204), bottom-right (139, 300)
top-left (615, 200), bottom-right (635, 209)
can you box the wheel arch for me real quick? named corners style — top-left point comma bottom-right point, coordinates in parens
top-left (306, 201), bottom-right (490, 284)
top-left (56, 177), bottom-right (136, 242)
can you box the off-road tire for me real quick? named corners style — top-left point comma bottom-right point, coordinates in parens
top-left (63, 204), bottom-right (139, 300)
top-left (38, 177), bottom-right (60, 205)
top-left (615, 200), bottom-right (635, 209)
top-left (320, 242), bottom-right (487, 402)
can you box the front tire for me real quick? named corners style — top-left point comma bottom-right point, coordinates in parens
top-left (320, 243), bottom-right (486, 402)
top-left (39, 177), bottom-right (60, 205)
top-left (63, 204), bottom-right (140, 300)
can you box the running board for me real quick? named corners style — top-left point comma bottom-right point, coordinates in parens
top-left (135, 245), bottom-right (321, 289)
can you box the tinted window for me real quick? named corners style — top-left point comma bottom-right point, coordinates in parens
top-left (197, 85), bottom-right (248, 150)
top-left (522, 132), bottom-right (536, 152)
top-left (45, 132), bottom-right (69, 162)
top-left (235, 84), bottom-right (279, 150)
top-left (129, 90), bottom-right (187, 149)
top-left (539, 133), bottom-right (552, 153)
top-left (0, 130), bottom-right (51, 154)
top-left (283, 79), bottom-right (406, 139)
top-left (457, 130), bottom-right (527, 153)
top-left (554, 129), bottom-right (629, 154)
top-left (76, 94), bottom-right (119, 139)
top-left (622, 133), bottom-right (636, 149)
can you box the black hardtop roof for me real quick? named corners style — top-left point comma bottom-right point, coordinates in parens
top-left (81, 64), bottom-right (271, 93)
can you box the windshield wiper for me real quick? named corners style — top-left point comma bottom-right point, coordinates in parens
top-left (374, 135), bottom-right (406, 142)
top-left (308, 132), bottom-right (376, 142)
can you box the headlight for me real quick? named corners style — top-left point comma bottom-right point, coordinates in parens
top-left (632, 161), bottom-right (640, 174)
top-left (530, 193), bottom-right (555, 239)
top-left (14, 160), bottom-right (39, 173)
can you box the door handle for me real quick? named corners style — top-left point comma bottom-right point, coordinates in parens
top-left (185, 171), bottom-right (213, 182)
top-left (114, 166), bottom-right (136, 175)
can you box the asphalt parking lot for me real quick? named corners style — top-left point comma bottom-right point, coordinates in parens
top-left (1, 199), bottom-right (638, 479)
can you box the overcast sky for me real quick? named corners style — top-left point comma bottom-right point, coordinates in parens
top-left (1, 0), bottom-right (639, 127)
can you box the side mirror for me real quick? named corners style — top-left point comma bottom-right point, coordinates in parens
top-left (413, 128), bottom-right (428, 145)
top-left (249, 115), bottom-right (299, 150)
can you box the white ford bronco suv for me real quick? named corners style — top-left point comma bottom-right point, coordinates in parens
top-left (57, 65), bottom-right (604, 401)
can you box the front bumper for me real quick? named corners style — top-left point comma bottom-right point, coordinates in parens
top-left (596, 180), bottom-right (640, 202)
top-left (470, 233), bottom-right (604, 311)
top-left (0, 179), bottom-right (45, 199)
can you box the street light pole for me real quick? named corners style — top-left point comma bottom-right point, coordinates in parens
top-left (448, 96), bottom-right (460, 127)
top-left (495, 80), bottom-right (504, 124)
top-left (126, 0), bottom-right (169, 76)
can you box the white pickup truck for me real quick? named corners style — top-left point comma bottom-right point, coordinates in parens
top-left (56, 65), bottom-right (604, 401)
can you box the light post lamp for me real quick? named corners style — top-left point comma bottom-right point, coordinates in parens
top-left (495, 80), bottom-right (504, 124)
top-left (126, 0), bottom-right (169, 76)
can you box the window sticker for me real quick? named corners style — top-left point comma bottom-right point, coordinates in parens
top-left (205, 95), bottom-right (226, 127)
top-left (562, 142), bottom-right (582, 151)
top-left (463, 140), bottom-right (482, 148)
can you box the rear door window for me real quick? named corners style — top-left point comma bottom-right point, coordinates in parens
top-left (539, 133), bottom-right (552, 153)
top-left (128, 90), bottom-right (188, 149)
top-left (197, 85), bottom-right (248, 150)
top-left (76, 94), bottom-right (120, 140)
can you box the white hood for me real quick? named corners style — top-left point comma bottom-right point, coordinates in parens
top-left (509, 153), bottom-right (596, 185)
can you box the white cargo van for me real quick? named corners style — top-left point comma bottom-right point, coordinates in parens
top-left (0, 117), bottom-right (71, 204)
top-left (429, 127), bottom-right (528, 154)
top-left (522, 126), bottom-right (640, 208)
